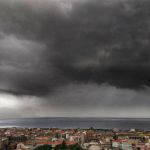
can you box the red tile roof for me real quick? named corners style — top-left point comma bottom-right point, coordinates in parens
top-left (9, 142), bottom-right (20, 147)
top-left (113, 140), bottom-right (121, 142)
top-left (36, 141), bottom-right (62, 145)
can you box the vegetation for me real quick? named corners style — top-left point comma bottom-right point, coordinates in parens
top-left (55, 133), bottom-right (59, 138)
top-left (68, 144), bottom-right (83, 150)
top-left (61, 140), bottom-right (67, 150)
top-left (54, 141), bottom-right (83, 150)
top-left (35, 144), bottom-right (52, 150)
top-left (54, 141), bottom-right (67, 150)
top-left (54, 144), bottom-right (62, 150)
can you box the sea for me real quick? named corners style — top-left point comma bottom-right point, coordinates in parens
top-left (0, 117), bottom-right (150, 130)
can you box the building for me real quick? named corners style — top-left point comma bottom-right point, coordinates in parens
top-left (112, 140), bottom-right (121, 148)
top-left (118, 141), bottom-right (133, 150)
top-left (16, 142), bottom-right (34, 150)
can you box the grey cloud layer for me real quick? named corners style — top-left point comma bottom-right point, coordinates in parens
top-left (1, 84), bottom-right (150, 118)
top-left (0, 0), bottom-right (150, 95)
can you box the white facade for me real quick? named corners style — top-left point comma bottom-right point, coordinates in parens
top-left (83, 143), bottom-right (90, 148)
top-left (119, 142), bottom-right (133, 150)
top-left (52, 138), bottom-right (58, 142)
top-left (17, 142), bottom-right (25, 150)
top-left (89, 142), bottom-right (99, 145)
top-left (112, 141), bottom-right (120, 147)
top-left (66, 134), bottom-right (69, 139)
top-left (130, 129), bottom-right (135, 132)
top-left (113, 128), bottom-right (119, 132)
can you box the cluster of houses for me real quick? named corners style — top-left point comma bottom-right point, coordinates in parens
top-left (0, 127), bottom-right (150, 150)
top-left (0, 127), bottom-right (87, 150)
top-left (98, 129), bottom-right (150, 150)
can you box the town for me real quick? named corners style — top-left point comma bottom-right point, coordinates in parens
top-left (0, 127), bottom-right (150, 150)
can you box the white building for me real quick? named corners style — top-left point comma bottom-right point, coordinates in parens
top-left (130, 129), bottom-right (135, 132)
top-left (112, 140), bottom-right (121, 147)
top-left (112, 140), bottom-right (133, 149)
top-left (118, 141), bottom-right (133, 150)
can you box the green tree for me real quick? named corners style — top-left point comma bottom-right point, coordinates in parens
top-left (35, 144), bottom-right (52, 150)
top-left (61, 140), bottom-right (67, 150)
top-left (54, 144), bottom-right (62, 150)
top-left (54, 141), bottom-right (68, 150)
top-left (55, 133), bottom-right (59, 138)
top-left (68, 144), bottom-right (83, 150)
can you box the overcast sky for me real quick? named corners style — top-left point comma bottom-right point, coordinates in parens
top-left (0, 0), bottom-right (150, 118)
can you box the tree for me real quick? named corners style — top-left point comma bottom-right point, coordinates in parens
top-left (68, 144), bottom-right (83, 150)
top-left (54, 144), bottom-right (62, 150)
top-left (35, 144), bottom-right (52, 150)
top-left (61, 140), bottom-right (67, 150)
top-left (89, 127), bottom-right (94, 130)
top-left (55, 133), bottom-right (59, 138)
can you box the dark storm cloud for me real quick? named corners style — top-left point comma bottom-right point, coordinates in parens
top-left (1, 0), bottom-right (150, 95)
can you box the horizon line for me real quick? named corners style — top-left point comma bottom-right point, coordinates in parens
top-left (0, 117), bottom-right (150, 119)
